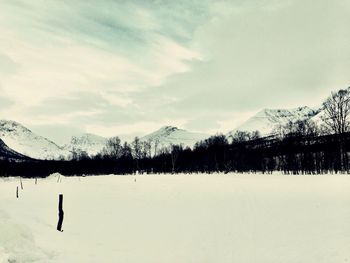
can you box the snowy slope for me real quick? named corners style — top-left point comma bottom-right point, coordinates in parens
top-left (309, 107), bottom-right (327, 127)
top-left (228, 106), bottom-right (320, 136)
top-left (64, 133), bottom-right (107, 157)
top-left (0, 120), bottom-right (70, 160)
top-left (141, 126), bottom-right (208, 149)
top-left (0, 138), bottom-right (30, 161)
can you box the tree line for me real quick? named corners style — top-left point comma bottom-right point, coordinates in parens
top-left (1, 87), bottom-right (350, 177)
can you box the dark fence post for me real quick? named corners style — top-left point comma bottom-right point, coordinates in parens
top-left (16, 186), bottom-right (18, 198)
top-left (57, 194), bottom-right (64, 232)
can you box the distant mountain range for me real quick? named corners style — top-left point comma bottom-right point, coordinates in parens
top-left (0, 121), bottom-right (211, 160)
top-left (0, 103), bottom-right (328, 160)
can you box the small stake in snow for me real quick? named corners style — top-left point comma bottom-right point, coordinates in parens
top-left (20, 177), bottom-right (23, 190)
top-left (35, 177), bottom-right (37, 185)
top-left (16, 186), bottom-right (19, 198)
top-left (57, 194), bottom-right (64, 232)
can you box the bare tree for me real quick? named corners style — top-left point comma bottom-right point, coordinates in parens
top-left (153, 138), bottom-right (160, 157)
top-left (322, 88), bottom-right (350, 134)
top-left (282, 119), bottom-right (319, 137)
top-left (132, 137), bottom-right (142, 159)
top-left (122, 142), bottom-right (133, 158)
top-left (170, 144), bottom-right (182, 173)
top-left (142, 140), bottom-right (152, 159)
top-left (322, 88), bottom-right (350, 170)
top-left (70, 147), bottom-right (79, 160)
top-left (230, 131), bottom-right (252, 143)
top-left (104, 136), bottom-right (122, 158)
top-left (132, 137), bottom-right (142, 171)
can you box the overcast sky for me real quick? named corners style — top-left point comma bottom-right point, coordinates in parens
top-left (0, 0), bottom-right (349, 144)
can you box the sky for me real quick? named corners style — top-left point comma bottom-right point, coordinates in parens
top-left (0, 0), bottom-right (349, 144)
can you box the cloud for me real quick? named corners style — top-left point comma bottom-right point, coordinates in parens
top-left (0, 0), bottom-right (349, 141)
top-left (28, 92), bottom-right (111, 116)
top-left (132, 0), bottom-right (350, 133)
top-left (0, 1), bottom-right (205, 137)
top-left (0, 53), bottom-right (19, 76)
top-left (0, 96), bottom-right (14, 111)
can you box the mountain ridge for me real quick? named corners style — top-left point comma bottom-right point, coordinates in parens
top-left (228, 106), bottom-right (321, 136)
top-left (0, 119), bottom-right (70, 160)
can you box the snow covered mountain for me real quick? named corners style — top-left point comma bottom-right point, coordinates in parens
top-left (141, 126), bottom-right (209, 150)
top-left (64, 133), bottom-right (107, 157)
top-left (0, 105), bottom-right (327, 160)
top-left (228, 106), bottom-right (320, 136)
top-left (0, 120), bottom-right (70, 160)
top-left (0, 138), bottom-right (30, 161)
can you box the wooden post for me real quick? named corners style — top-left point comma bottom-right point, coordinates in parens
top-left (35, 178), bottom-right (37, 185)
top-left (20, 177), bottom-right (23, 190)
top-left (16, 186), bottom-right (18, 198)
top-left (57, 194), bottom-right (64, 232)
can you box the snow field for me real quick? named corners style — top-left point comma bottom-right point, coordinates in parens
top-left (1, 173), bottom-right (350, 262)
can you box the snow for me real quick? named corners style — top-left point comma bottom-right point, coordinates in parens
top-left (1, 174), bottom-right (350, 262)
top-left (310, 108), bottom-right (327, 127)
top-left (0, 138), bottom-right (28, 161)
top-left (0, 210), bottom-right (49, 262)
top-left (228, 106), bottom-right (320, 136)
top-left (141, 126), bottom-right (209, 149)
top-left (0, 120), bottom-right (70, 160)
top-left (63, 133), bottom-right (107, 157)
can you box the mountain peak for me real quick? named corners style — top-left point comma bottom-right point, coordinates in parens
top-left (0, 119), bottom-right (31, 133)
top-left (141, 126), bottom-right (208, 150)
top-left (159, 126), bottom-right (180, 132)
top-left (0, 119), bottom-right (69, 160)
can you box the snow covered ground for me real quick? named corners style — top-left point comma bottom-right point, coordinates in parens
top-left (1, 173), bottom-right (350, 263)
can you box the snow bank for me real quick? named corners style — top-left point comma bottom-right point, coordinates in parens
top-left (46, 172), bottom-right (66, 182)
top-left (0, 210), bottom-right (49, 263)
